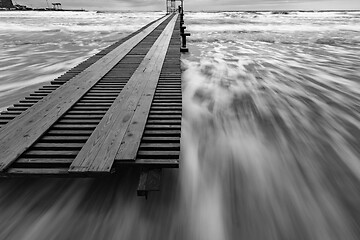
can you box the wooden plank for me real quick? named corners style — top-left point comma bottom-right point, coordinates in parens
top-left (59, 115), bottom-right (103, 119)
top-left (58, 119), bottom-right (101, 124)
top-left (144, 130), bottom-right (181, 136)
top-left (141, 137), bottom-right (180, 143)
top-left (65, 111), bottom-right (107, 115)
top-left (147, 116), bottom-right (181, 120)
top-left (46, 130), bottom-right (94, 135)
top-left (16, 158), bottom-right (73, 164)
top-left (41, 136), bottom-right (89, 142)
top-left (134, 159), bottom-right (179, 167)
top-left (71, 107), bottom-right (110, 110)
top-left (51, 124), bottom-right (97, 129)
top-left (69, 14), bottom-right (179, 174)
top-left (33, 143), bottom-right (84, 149)
top-left (137, 151), bottom-right (180, 158)
top-left (145, 125), bottom-right (181, 130)
top-left (0, 15), bottom-right (172, 172)
top-left (147, 119), bottom-right (181, 124)
top-left (115, 15), bottom-right (179, 162)
top-left (1, 111), bottom-right (22, 115)
top-left (140, 143), bottom-right (180, 150)
top-left (25, 150), bottom-right (79, 157)
top-left (5, 168), bottom-right (69, 176)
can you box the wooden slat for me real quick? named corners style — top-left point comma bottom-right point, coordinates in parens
top-left (33, 143), bottom-right (84, 149)
top-left (47, 130), bottom-right (94, 135)
top-left (115, 15), bottom-right (179, 162)
top-left (141, 137), bottom-right (180, 143)
top-left (137, 151), bottom-right (180, 158)
top-left (135, 159), bottom-right (179, 167)
top-left (140, 143), bottom-right (180, 150)
top-left (5, 168), bottom-right (69, 176)
top-left (41, 136), bottom-right (89, 142)
top-left (16, 158), bottom-right (73, 164)
top-left (25, 150), bottom-right (79, 157)
top-left (69, 14), bottom-right (179, 174)
top-left (0, 15), bottom-right (173, 172)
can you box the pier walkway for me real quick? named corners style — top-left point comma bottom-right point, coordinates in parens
top-left (0, 13), bottom-right (182, 186)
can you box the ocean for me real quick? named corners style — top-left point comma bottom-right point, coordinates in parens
top-left (1, 10), bottom-right (360, 240)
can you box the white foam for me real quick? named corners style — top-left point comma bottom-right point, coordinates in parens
top-left (0, 11), bottom-right (163, 33)
top-left (189, 23), bottom-right (360, 33)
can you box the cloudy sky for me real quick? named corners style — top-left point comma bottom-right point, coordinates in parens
top-left (16, 0), bottom-right (360, 11)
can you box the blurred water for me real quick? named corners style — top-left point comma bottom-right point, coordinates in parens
top-left (181, 11), bottom-right (360, 239)
top-left (1, 11), bottom-right (360, 240)
top-left (0, 11), bottom-right (163, 109)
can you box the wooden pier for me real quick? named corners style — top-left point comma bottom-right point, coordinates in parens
top-left (0, 13), bottom-right (185, 194)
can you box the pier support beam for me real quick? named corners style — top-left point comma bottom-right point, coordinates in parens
top-left (137, 168), bottom-right (162, 199)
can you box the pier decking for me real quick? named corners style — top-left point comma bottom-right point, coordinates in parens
top-left (0, 13), bottom-right (182, 187)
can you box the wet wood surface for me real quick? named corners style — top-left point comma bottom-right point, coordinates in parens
top-left (0, 13), bottom-right (182, 176)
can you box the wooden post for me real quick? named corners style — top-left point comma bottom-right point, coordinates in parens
top-left (179, 1), bottom-right (190, 53)
top-left (180, 31), bottom-right (190, 52)
top-left (180, 0), bottom-right (184, 25)
top-left (137, 168), bottom-right (162, 199)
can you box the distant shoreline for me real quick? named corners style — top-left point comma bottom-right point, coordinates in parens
top-left (0, 9), bottom-right (86, 12)
top-left (187, 10), bottom-right (360, 13)
top-left (1, 9), bottom-right (359, 13)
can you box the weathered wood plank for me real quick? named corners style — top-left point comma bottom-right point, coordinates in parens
top-left (59, 115), bottom-right (103, 119)
top-left (134, 159), bottom-right (179, 167)
top-left (16, 158), bottom-right (73, 164)
top-left (5, 168), bottom-right (69, 176)
top-left (46, 130), bottom-right (94, 136)
top-left (140, 143), bottom-right (180, 150)
top-left (141, 137), bottom-right (180, 143)
top-left (144, 130), bottom-right (181, 136)
top-left (33, 143), bottom-right (84, 149)
top-left (25, 150), bottom-right (79, 157)
top-left (51, 124), bottom-right (97, 129)
top-left (137, 151), bottom-right (180, 157)
top-left (58, 119), bottom-right (101, 124)
top-left (69, 14), bottom-right (179, 174)
top-left (0, 15), bottom-right (172, 172)
top-left (41, 136), bottom-right (89, 142)
top-left (147, 119), bottom-right (181, 124)
top-left (115, 16), bottom-right (179, 163)
top-left (66, 111), bottom-right (107, 115)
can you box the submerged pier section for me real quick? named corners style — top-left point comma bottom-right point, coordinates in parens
top-left (0, 13), bottom-right (183, 193)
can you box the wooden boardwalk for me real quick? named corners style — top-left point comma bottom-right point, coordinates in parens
top-left (0, 13), bottom-right (182, 183)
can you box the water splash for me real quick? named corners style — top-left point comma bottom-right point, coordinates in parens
top-left (1, 11), bottom-right (360, 240)
top-left (180, 57), bottom-right (360, 239)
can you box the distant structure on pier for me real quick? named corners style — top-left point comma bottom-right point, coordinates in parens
top-left (52, 2), bottom-right (62, 10)
top-left (0, 0), bottom-right (84, 11)
top-left (0, 0), bottom-right (15, 9)
top-left (166, 0), bottom-right (183, 13)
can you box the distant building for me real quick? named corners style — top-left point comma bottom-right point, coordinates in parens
top-left (14, 4), bottom-right (32, 10)
top-left (0, 0), bottom-right (15, 9)
top-left (52, 3), bottom-right (62, 10)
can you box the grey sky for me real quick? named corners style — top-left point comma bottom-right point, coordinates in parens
top-left (17, 0), bottom-right (360, 11)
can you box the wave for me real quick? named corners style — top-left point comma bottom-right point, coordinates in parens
top-left (188, 23), bottom-right (360, 33)
top-left (180, 57), bottom-right (360, 239)
top-left (0, 11), bottom-right (163, 33)
top-left (0, 11), bottom-right (360, 239)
